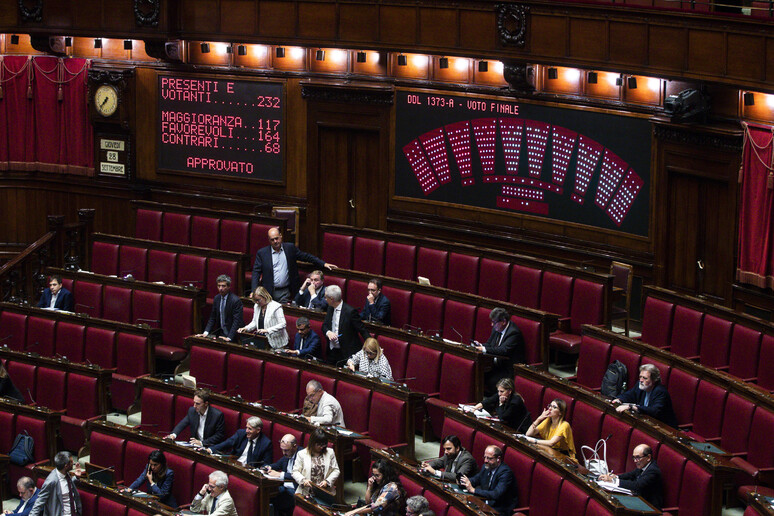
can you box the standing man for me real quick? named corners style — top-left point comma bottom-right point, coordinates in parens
top-left (166, 388), bottom-right (225, 447)
top-left (207, 416), bottom-right (272, 468)
top-left (28, 451), bottom-right (83, 516)
top-left (421, 435), bottom-right (477, 482)
top-left (265, 434), bottom-right (300, 516)
top-left (197, 275), bottom-right (243, 342)
top-left (190, 471), bottom-right (238, 516)
top-left (321, 285), bottom-right (370, 365)
top-left (613, 364), bottom-right (679, 428)
top-left (361, 278), bottom-right (391, 325)
top-left (5, 477), bottom-right (38, 515)
top-left (294, 270), bottom-right (328, 311)
top-left (286, 317), bottom-right (321, 359)
top-left (599, 444), bottom-right (663, 510)
top-left (460, 446), bottom-right (517, 516)
top-left (37, 276), bottom-right (74, 312)
top-left (473, 308), bottom-right (525, 396)
top-left (252, 227), bottom-right (336, 303)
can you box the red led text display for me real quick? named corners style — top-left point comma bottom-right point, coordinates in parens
top-left (158, 76), bottom-right (284, 181)
top-left (395, 90), bottom-right (651, 236)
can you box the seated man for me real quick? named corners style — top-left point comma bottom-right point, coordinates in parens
top-left (473, 307), bottom-right (525, 396)
top-left (302, 379), bottom-right (345, 426)
top-left (460, 446), bottom-right (517, 516)
top-left (361, 278), bottom-right (391, 325)
top-left (599, 444), bottom-right (663, 510)
top-left (285, 317), bottom-right (321, 359)
top-left (613, 364), bottom-right (678, 428)
top-left (6, 476), bottom-right (38, 515)
top-left (196, 274), bottom-right (243, 342)
top-left (208, 416), bottom-right (272, 468)
top-left (406, 495), bottom-right (430, 516)
top-left (294, 270), bottom-right (328, 311)
top-left (166, 388), bottom-right (225, 447)
top-left (37, 275), bottom-right (74, 312)
top-left (421, 435), bottom-right (477, 482)
top-left (191, 470), bottom-right (237, 516)
top-left (265, 434), bottom-right (300, 516)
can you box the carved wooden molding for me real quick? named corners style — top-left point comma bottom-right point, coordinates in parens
top-left (134, 0), bottom-right (160, 27)
top-left (654, 125), bottom-right (742, 151)
top-left (496, 4), bottom-right (529, 47)
top-left (502, 61), bottom-right (535, 94)
top-left (18, 0), bottom-right (43, 23)
top-left (301, 84), bottom-right (394, 105)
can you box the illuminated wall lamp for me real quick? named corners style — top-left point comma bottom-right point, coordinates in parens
top-left (237, 45), bottom-right (247, 56)
top-left (743, 92), bottom-right (755, 106)
top-left (275, 47), bottom-right (285, 58)
top-left (587, 71), bottom-right (598, 84)
top-left (10, 34), bottom-right (20, 45)
top-left (94, 38), bottom-right (102, 49)
top-left (123, 40), bottom-right (132, 50)
top-left (547, 67), bottom-right (558, 80)
top-left (397, 54), bottom-right (407, 66)
top-left (627, 76), bottom-right (637, 89)
top-left (478, 61), bottom-right (488, 72)
top-left (439, 57), bottom-right (449, 69)
top-left (316, 49), bottom-right (325, 61)
top-left (200, 42), bottom-right (210, 53)
top-left (356, 51), bottom-right (366, 63)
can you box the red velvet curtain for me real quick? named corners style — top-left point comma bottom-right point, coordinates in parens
top-left (737, 122), bottom-right (774, 288)
top-left (0, 56), bottom-right (93, 174)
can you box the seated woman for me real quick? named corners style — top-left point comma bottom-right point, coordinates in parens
top-left (0, 363), bottom-right (24, 403)
top-left (344, 459), bottom-right (406, 516)
top-left (469, 378), bottom-right (530, 433)
top-left (238, 286), bottom-right (288, 349)
top-left (346, 338), bottom-right (393, 381)
top-left (292, 428), bottom-right (340, 497)
top-left (524, 398), bottom-right (576, 459)
top-left (124, 450), bottom-right (178, 508)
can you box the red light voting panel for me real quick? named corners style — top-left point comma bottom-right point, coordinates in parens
top-left (525, 120), bottom-right (550, 178)
top-left (402, 116), bottom-right (642, 227)
top-left (444, 121), bottom-right (475, 186)
top-left (471, 118), bottom-right (497, 175)
top-left (595, 149), bottom-right (627, 209)
top-left (500, 118), bottom-right (524, 175)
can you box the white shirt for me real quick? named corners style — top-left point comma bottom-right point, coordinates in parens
top-left (197, 408), bottom-right (208, 441)
top-left (272, 247), bottom-right (290, 288)
top-left (238, 438), bottom-right (255, 465)
top-left (17, 489), bottom-right (36, 513)
top-left (332, 305), bottom-right (342, 334)
top-left (56, 470), bottom-right (72, 516)
top-left (49, 292), bottom-right (59, 309)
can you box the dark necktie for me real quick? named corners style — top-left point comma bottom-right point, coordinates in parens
top-left (220, 297), bottom-right (226, 330)
top-left (211, 495), bottom-right (218, 514)
top-left (66, 475), bottom-right (78, 516)
top-left (248, 439), bottom-right (255, 463)
top-left (488, 466), bottom-right (498, 489)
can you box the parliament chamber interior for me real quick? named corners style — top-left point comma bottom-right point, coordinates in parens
top-left (1, 0), bottom-right (774, 514)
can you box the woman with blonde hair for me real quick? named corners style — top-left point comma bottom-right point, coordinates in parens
top-left (524, 398), bottom-right (576, 459)
top-left (346, 337), bottom-right (393, 381)
top-left (238, 286), bottom-right (288, 349)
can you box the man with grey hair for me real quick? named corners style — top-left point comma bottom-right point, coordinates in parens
top-left (613, 364), bottom-right (678, 428)
top-left (29, 451), bottom-right (83, 516)
top-left (197, 274), bottom-right (243, 341)
top-left (473, 307), bottom-right (525, 396)
top-left (266, 434), bottom-right (301, 516)
top-left (6, 476), bottom-right (38, 515)
top-left (208, 416), bottom-right (272, 467)
top-left (322, 284), bottom-right (370, 365)
top-left (302, 380), bottom-right (345, 426)
top-left (406, 495), bottom-right (430, 516)
top-left (191, 470), bottom-right (237, 516)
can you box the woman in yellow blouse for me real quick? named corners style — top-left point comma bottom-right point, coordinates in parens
top-left (524, 398), bottom-right (576, 459)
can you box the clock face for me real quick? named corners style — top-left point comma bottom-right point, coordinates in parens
top-left (94, 84), bottom-right (119, 117)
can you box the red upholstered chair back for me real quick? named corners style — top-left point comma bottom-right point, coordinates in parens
top-left (655, 444), bottom-right (686, 510)
top-left (192, 216), bottom-right (221, 249)
top-left (36, 368), bottom-right (66, 410)
top-left (528, 463), bottom-right (563, 516)
top-left (758, 334), bottom-right (774, 391)
top-left (226, 354), bottom-right (263, 402)
top-left (7, 361), bottom-right (36, 403)
top-left (91, 241), bottom-right (119, 276)
top-left (346, 280), bottom-right (369, 311)
top-left (322, 233), bottom-right (354, 269)
top-left (378, 336), bottom-right (408, 380)
top-left (162, 295), bottom-right (195, 348)
top-left (728, 325), bottom-right (762, 381)
top-left (66, 373), bottom-right (99, 419)
top-left (27, 316), bottom-right (56, 356)
top-left (85, 327), bottom-right (117, 369)
top-left (335, 382), bottom-right (371, 433)
top-left (471, 432), bottom-right (504, 465)
top-left (220, 219), bottom-right (250, 254)
top-left (176, 254), bottom-right (207, 289)
top-left (539, 271), bottom-right (574, 317)
top-left (512, 315), bottom-right (542, 365)
top-left (509, 265), bottom-right (542, 309)
top-left (353, 237), bottom-right (386, 275)
top-left (557, 480), bottom-right (590, 516)
top-left (698, 314), bottom-right (733, 368)
top-left (123, 441), bottom-right (155, 487)
top-left (575, 336), bottom-right (611, 390)
top-left (608, 347), bottom-right (641, 391)
top-left (669, 306), bottom-right (704, 359)
top-left (404, 345), bottom-right (442, 395)
top-left (55, 321), bottom-right (85, 363)
top-left (503, 447), bottom-right (534, 508)
top-left (15, 415), bottom-right (49, 463)
top-left (667, 368), bottom-right (699, 426)
top-left (140, 388), bottom-right (175, 432)
top-left (447, 253), bottom-right (479, 295)
top-left (416, 248), bottom-right (448, 288)
top-left (74, 281), bottom-right (103, 318)
top-left (478, 258), bottom-right (510, 302)
top-left (513, 375), bottom-right (544, 420)
top-left (439, 416), bottom-right (475, 452)
top-left (116, 333), bottom-right (150, 377)
top-left (368, 392), bottom-right (407, 446)
top-left (262, 362), bottom-right (301, 412)
top-left (423, 490), bottom-right (450, 516)
top-left (442, 300), bottom-right (475, 343)
top-left (88, 431), bottom-right (126, 482)
top-left (249, 223), bottom-right (274, 259)
top-left (570, 401), bottom-right (604, 452)
top-left (569, 279), bottom-right (605, 332)
top-left (119, 246), bottom-right (148, 281)
top-left (691, 381), bottom-right (727, 440)
top-left (639, 296), bottom-right (675, 348)
top-left (103, 285), bottom-right (132, 323)
top-left (190, 346), bottom-right (227, 393)
top-left (438, 354), bottom-right (476, 404)
top-left (97, 498), bottom-right (127, 516)
top-left (625, 428), bottom-right (660, 472)
top-left (132, 290), bottom-right (161, 328)
top-left (677, 461), bottom-right (712, 516)
top-left (600, 415), bottom-right (632, 474)
top-left (135, 209), bottom-right (162, 241)
top-left (719, 393), bottom-right (755, 454)
top-left (382, 286), bottom-right (411, 329)
top-left (165, 452), bottom-right (196, 506)
top-left (0, 311), bottom-right (27, 351)
top-left (409, 293), bottom-right (444, 336)
top-left (746, 408), bottom-right (774, 469)
top-left (148, 249), bottom-right (177, 284)
top-left (162, 212), bottom-right (191, 245)
top-left (385, 242), bottom-right (417, 281)
top-left (206, 258), bottom-right (239, 298)
top-left (299, 371), bottom-right (336, 408)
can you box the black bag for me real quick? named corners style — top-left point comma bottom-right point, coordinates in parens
top-left (600, 360), bottom-right (628, 397)
top-left (9, 431), bottom-right (34, 466)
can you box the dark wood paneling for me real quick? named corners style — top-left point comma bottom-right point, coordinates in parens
top-left (609, 22), bottom-right (648, 65)
top-left (688, 29), bottom-right (726, 76)
top-left (258, 1), bottom-right (296, 37)
top-left (339, 4), bottom-right (379, 43)
top-left (648, 26), bottom-right (687, 72)
top-left (569, 18), bottom-right (607, 61)
top-left (44, 0), bottom-right (73, 27)
top-left (419, 8), bottom-right (458, 48)
top-left (459, 10), bottom-right (496, 51)
top-left (530, 15), bottom-right (568, 57)
top-left (221, 0), bottom-right (257, 35)
top-left (378, 5), bottom-right (417, 45)
top-left (298, 3), bottom-right (337, 39)
top-left (181, 0), bottom-right (220, 34)
top-left (727, 33), bottom-right (765, 81)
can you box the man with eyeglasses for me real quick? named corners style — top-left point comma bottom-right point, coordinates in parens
top-left (460, 446), bottom-right (517, 516)
top-left (473, 307), bottom-right (525, 396)
top-left (598, 444), bottom-right (662, 510)
top-left (265, 434), bottom-right (300, 516)
top-left (361, 278), bottom-right (391, 325)
top-left (405, 495), bottom-right (429, 516)
top-left (612, 364), bottom-right (678, 428)
top-left (285, 317), bottom-right (321, 359)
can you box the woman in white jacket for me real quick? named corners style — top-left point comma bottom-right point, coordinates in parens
top-left (238, 286), bottom-right (288, 349)
top-left (292, 428), bottom-right (339, 497)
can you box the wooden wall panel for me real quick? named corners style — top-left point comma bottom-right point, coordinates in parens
top-left (221, 1), bottom-right (258, 35)
top-left (103, 1), bottom-right (138, 31)
top-left (298, 4), bottom-right (337, 39)
top-left (379, 6), bottom-right (417, 45)
top-left (647, 26), bottom-right (686, 72)
top-left (609, 22), bottom-right (647, 66)
top-left (44, 0), bottom-right (73, 28)
top-left (727, 34), bottom-right (765, 81)
top-left (258, 1), bottom-right (296, 37)
top-left (419, 9), bottom-right (458, 48)
top-left (569, 18), bottom-right (607, 61)
top-left (459, 11), bottom-right (496, 51)
top-left (181, 0), bottom-right (220, 34)
top-left (73, 1), bottom-right (102, 29)
top-left (688, 29), bottom-right (725, 76)
top-left (529, 15), bottom-right (567, 57)
top-left (339, 4), bottom-right (379, 43)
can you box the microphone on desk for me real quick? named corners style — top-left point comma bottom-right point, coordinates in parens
top-left (26, 341), bottom-right (40, 357)
top-left (224, 385), bottom-right (243, 401)
top-left (154, 373), bottom-right (176, 382)
top-left (0, 334), bottom-right (13, 346)
top-left (135, 318), bottom-right (160, 328)
top-left (425, 329), bottom-right (442, 339)
top-left (54, 353), bottom-right (68, 362)
top-left (451, 327), bottom-right (466, 345)
top-left (119, 268), bottom-right (136, 281)
top-left (87, 464), bottom-right (115, 482)
top-left (179, 280), bottom-right (203, 288)
top-left (75, 303), bottom-right (94, 314)
top-left (134, 423), bottom-right (160, 432)
top-left (196, 381), bottom-right (218, 390)
top-left (335, 359), bottom-right (349, 368)
top-left (402, 324), bottom-right (422, 334)
top-left (392, 377), bottom-right (416, 385)
top-left (515, 412), bottom-right (532, 433)
top-left (27, 388), bottom-right (36, 405)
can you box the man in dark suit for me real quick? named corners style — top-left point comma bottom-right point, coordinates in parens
top-left (361, 278), bottom-right (391, 325)
top-left (599, 444), bottom-right (663, 510)
top-left (614, 364), bottom-right (679, 428)
top-left (196, 274), bottom-right (243, 342)
top-left (321, 285), bottom-right (370, 365)
top-left (265, 434), bottom-right (300, 516)
top-left (474, 307), bottom-right (525, 396)
top-left (6, 477), bottom-right (39, 515)
top-left (252, 227), bottom-right (336, 302)
top-left (421, 435), bottom-right (477, 482)
top-left (460, 445), bottom-right (517, 516)
top-left (166, 388), bottom-right (225, 447)
top-left (294, 270), bottom-right (328, 311)
top-left (37, 276), bottom-right (74, 312)
top-left (207, 416), bottom-right (272, 468)
top-left (285, 317), bottom-right (321, 359)
top-left (28, 451), bottom-right (83, 516)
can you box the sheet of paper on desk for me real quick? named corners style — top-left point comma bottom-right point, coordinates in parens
top-left (175, 441), bottom-right (195, 447)
top-left (596, 481), bottom-right (633, 495)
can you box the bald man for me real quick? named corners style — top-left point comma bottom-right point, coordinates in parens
top-left (599, 444), bottom-right (662, 510)
top-left (265, 434), bottom-right (301, 516)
